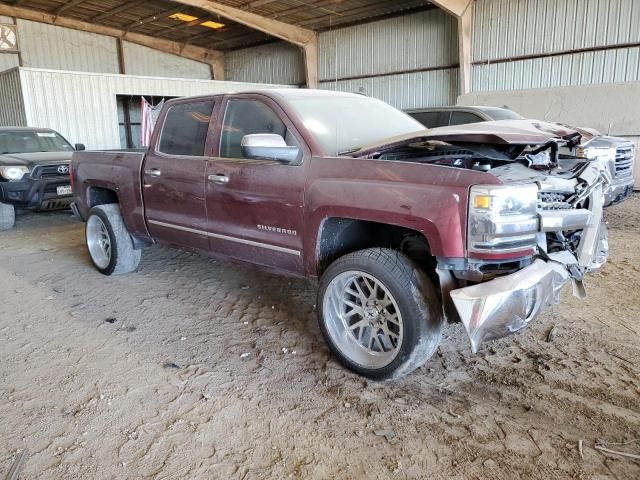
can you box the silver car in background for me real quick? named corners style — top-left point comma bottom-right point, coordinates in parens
top-left (406, 106), bottom-right (635, 207)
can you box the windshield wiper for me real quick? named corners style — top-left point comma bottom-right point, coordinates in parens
top-left (337, 147), bottom-right (362, 156)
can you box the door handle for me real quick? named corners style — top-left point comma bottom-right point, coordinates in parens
top-left (145, 168), bottom-right (162, 178)
top-left (208, 174), bottom-right (229, 185)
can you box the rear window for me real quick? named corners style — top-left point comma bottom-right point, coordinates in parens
top-left (450, 111), bottom-right (484, 125)
top-left (408, 111), bottom-right (450, 128)
top-left (158, 101), bottom-right (214, 156)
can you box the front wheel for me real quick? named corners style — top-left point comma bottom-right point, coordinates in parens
top-left (318, 248), bottom-right (443, 380)
top-left (86, 204), bottom-right (141, 275)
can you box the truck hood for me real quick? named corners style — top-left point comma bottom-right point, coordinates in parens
top-left (0, 151), bottom-right (74, 167)
top-left (355, 119), bottom-right (594, 157)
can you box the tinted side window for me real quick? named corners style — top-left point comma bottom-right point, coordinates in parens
top-left (408, 111), bottom-right (450, 128)
top-left (220, 99), bottom-right (298, 159)
top-left (158, 101), bottom-right (214, 156)
top-left (450, 111), bottom-right (484, 126)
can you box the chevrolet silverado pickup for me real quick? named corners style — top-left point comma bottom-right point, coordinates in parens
top-left (0, 127), bottom-right (85, 230)
top-left (71, 90), bottom-right (609, 380)
top-left (406, 105), bottom-right (635, 206)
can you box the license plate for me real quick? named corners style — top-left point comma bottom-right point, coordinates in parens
top-left (57, 185), bottom-right (72, 196)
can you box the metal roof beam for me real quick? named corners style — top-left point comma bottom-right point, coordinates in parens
top-left (53, 0), bottom-right (87, 17)
top-left (429, 0), bottom-right (472, 17)
top-left (91, 0), bottom-right (148, 22)
top-left (431, 0), bottom-right (474, 95)
top-left (124, 5), bottom-right (186, 31)
top-left (173, 0), bottom-right (315, 46)
top-left (0, 3), bottom-right (225, 79)
top-left (172, 0), bottom-right (318, 87)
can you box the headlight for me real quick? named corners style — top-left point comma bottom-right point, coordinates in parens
top-left (576, 146), bottom-right (616, 179)
top-left (0, 166), bottom-right (29, 181)
top-left (468, 184), bottom-right (539, 255)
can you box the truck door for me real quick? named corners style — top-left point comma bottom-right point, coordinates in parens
top-left (141, 98), bottom-right (215, 251)
top-left (204, 95), bottom-right (307, 274)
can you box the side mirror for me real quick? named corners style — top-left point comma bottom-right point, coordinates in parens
top-left (241, 134), bottom-right (299, 163)
top-left (75, 143), bottom-right (86, 151)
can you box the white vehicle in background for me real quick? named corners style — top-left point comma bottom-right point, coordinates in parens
top-left (406, 106), bottom-right (635, 207)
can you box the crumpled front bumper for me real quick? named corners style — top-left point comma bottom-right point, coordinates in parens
top-left (450, 259), bottom-right (570, 353)
top-left (604, 179), bottom-right (634, 207)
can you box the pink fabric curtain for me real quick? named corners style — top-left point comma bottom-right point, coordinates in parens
top-left (140, 97), bottom-right (164, 147)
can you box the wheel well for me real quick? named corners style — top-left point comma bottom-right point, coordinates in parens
top-left (88, 187), bottom-right (118, 208)
top-left (317, 218), bottom-right (436, 275)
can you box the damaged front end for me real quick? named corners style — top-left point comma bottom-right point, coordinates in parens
top-left (449, 148), bottom-right (609, 352)
top-left (357, 120), bottom-right (611, 352)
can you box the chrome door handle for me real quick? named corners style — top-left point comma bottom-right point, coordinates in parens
top-left (208, 174), bottom-right (229, 185)
top-left (145, 168), bottom-right (162, 177)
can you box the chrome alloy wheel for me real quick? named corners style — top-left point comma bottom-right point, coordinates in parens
top-left (86, 215), bottom-right (111, 269)
top-left (323, 271), bottom-right (403, 369)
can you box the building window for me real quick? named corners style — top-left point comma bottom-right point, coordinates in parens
top-left (117, 95), bottom-right (175, 149)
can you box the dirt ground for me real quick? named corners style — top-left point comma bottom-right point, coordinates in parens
top-left (1, 197), bottom-right (639, 480)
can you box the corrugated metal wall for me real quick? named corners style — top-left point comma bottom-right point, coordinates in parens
top-left (0, 18), bottom-right (211, 80)
top-left (472, 0), bottom-right (640, 91)
top-left (223, 9), bottom-right (459, 109)
top-left (319, 9), bottom-right (459, 109)
top-left (0, 68), bottom-right (26, 126)
top-left (17, 68), bottom-right (290, 150)
top-left (123, 41), bottom-right (212, 80)
top-left (17, 19), bottom-right (120, 74)
top-left (225, 41), bottom-right (305, 85)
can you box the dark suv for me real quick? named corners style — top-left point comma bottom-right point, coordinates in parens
top-left (0, 127), bottom-right (85, 230)
top-left (405, 105), bottom-right (524, 128)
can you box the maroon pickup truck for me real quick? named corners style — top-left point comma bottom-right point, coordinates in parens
top-left (71, 89), bottom-right (609, 380)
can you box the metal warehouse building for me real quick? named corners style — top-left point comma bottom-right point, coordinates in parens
top-left (0, 0), bottom-right (639, 169)
top-left (1, 2), bottom-right (640, 478)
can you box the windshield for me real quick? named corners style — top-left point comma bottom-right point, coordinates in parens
top-left (0, 130), bottom-right (74, 154)
top-left (287, 95), bottom-right (425, 156)
top-left (478, 107), bottom-right (524, 121)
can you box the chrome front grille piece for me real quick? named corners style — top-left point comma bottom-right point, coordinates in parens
top-left (614, 146), bottom-right (634, 179)
top-left (31, 164), bottom-right (70, 179)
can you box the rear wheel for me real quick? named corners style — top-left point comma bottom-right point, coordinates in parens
top-left (0, 202), bottom-right (15, 231)
top-left (86, 204), bottom-right (141, 275)
top-left (318, 248), bottom-right (443, 380)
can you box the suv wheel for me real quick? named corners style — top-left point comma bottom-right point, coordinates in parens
top-left (0, 202), bottom-right (15, 231)
top-left (86, 203), bottom-right (141, 275)
top-left (318, 248), bottom-right (443, 380)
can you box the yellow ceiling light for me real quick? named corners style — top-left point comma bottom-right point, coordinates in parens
top-left (201, 20), bottom-right (225, 29)
top-left (170, 13), bottom-right (199, 22)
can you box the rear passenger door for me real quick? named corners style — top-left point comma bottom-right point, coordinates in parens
top-left (142, 98), bottom-right (215, 251)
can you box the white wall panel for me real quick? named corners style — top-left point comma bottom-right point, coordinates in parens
top-left (0, 53), bottom-right (19, 72)
top-left (473, 0), bottom-right (640, 61)
top-left (17, 68), bottom-right (291, 150)
top-left (122, 41), bottom-right (212, 80)
top-left (320, 68), bottom-right (458, 110)
top-left (0, 68), bottom-right (26, 126)
top-left (16, 19), bottom-right (119, 74)
top-left (320, 9), bottom-right (457, 80)
top-left (473, 0), bottom-right (640, 92)
top-left (473, 46), bottom-right (640, 92)
top-left (225, 42), bottom-right (305, 85)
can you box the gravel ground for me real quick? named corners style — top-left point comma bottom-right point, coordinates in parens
top-left (1, 197), bottom-right (639, 479)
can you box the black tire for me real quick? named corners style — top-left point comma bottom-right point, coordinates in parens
top-left (0, 202), bottom-right (15, 231)
top-left (85, 204), bottom-right (141, 276)
top-left (317, 248), bottom-right (443, 380)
